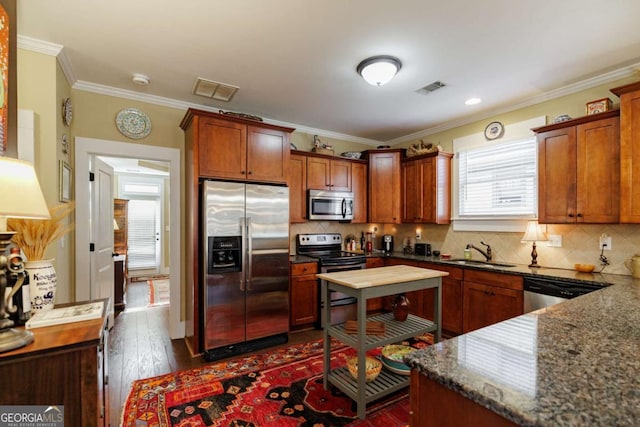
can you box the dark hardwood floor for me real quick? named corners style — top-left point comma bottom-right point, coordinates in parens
top-left (108, 279), bottom-right (321, 426)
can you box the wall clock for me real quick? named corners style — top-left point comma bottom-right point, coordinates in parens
top-left (62, 97), bottom-right (73, 127)
top-left (115, 108), bottom-right (152, 139)
top-left (484, 121), bottom-right (504, 140)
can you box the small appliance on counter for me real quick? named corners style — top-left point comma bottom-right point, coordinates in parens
top-left (414, 243), bottom-right (432, 256)
top-left (382, 235), bottom-right (394, 255)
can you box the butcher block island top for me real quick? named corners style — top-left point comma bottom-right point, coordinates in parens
top-left (316, 264), bottom-right (449, 288)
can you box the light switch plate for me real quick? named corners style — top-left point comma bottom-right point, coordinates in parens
top-left (547, 234), bottom-right (562, 247)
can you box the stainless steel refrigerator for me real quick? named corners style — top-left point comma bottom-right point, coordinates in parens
top-left (202, 180), bottom-right (289, 360)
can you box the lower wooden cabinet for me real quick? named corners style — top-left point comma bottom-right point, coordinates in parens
top-left (411, 370), bottom-right (517, 427)
top-left (462, 269), bottom-right (523, 333)
top-left (290, 262), bottom-right (318, 328)
top-left (365, 257), bottom-right (385, 312)
top-left (0, 300), bottom-right (109, 426)
top-left (419, 262), bottom-right (463, 334)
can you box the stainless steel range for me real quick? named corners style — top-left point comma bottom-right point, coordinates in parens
top-left (296, 233), bottom-right (366, 326)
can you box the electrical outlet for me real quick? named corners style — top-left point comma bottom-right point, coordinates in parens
top-left (547, 234), bottom-right (562, 247)
top-left (415, 231), bottom-right (422, 240)
top-left (599, 233), bottom-right (612, 251)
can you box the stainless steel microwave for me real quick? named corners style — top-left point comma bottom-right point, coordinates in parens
top-left (308, 189), bottom-right (354, 221)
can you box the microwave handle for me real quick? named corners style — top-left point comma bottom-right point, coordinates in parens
top-left (342, 198), bottom-right (346, 218)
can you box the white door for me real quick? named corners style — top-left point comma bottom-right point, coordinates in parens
top-left (91, 156), bottom-right (115, 327)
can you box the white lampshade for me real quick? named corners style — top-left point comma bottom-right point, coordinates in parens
top-left (0, 157), bottom-right (50, 231)
top-left (357, 56), bottom-right (402, 86)
top-left (522, 220), bottom-right (547, 242)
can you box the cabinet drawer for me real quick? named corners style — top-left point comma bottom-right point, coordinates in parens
top-left (464, 269), bottom-right (523, 291)
top-left (291, 262), bottom-right (318, 276)
top-left (419, 262), bottom-right (463, 280)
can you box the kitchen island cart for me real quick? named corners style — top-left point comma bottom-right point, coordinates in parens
top-left (317, 265), bottom-right (447, 419)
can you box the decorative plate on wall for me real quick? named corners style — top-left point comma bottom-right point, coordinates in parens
top-left (62, 97), bottom-right (73, 127)
top-left (484, 121), bottom-right (504, 140)
top-left (115, 108), bottom-right (152, 139)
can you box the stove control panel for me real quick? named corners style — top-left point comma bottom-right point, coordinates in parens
top-left (297, 233), bottom-right (342, 247)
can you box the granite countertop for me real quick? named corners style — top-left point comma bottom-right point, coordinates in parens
top-left (291, 251), bottom-right (629, 287)
top-left (404, 279), bottom-right (640, 426)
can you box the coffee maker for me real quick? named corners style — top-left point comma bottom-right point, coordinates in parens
top-left (382, 235), bottom-right (394, 255)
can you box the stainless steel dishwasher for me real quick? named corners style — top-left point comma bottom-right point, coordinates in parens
top-left (523, 276), bottom-right (604, 313)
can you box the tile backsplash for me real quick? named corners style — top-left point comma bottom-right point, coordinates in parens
top-left (290, 222), bottom-right (640, 276)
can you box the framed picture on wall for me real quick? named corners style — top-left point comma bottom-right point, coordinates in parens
top-left (59, 160), bottom-right (72, 202)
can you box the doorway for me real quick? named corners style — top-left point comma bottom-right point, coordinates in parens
top-left (75, 137), bottom-right (183, 339)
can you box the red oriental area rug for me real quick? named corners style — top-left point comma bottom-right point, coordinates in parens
top-left (121, 336), bottom-right (432, 426)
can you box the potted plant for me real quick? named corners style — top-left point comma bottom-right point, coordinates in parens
top-left (7, 203), bottom-right (74, 311)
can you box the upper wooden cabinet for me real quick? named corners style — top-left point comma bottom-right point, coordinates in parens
top-left (611, 82), bottom-right (640, 223)
top-left (181, 109), bottom-right (294, 184)
top-left (366, 149), bottom-right (403, 224)
top-left (534, 110), bottom-right (620, 223)
top-left (288, 150), bottom-right (367, 223)
top-left (307, 156), bottom-right (352, 191)
top-left (289, 153), bottom-right (307, 223)
top-left (402, 152), bottom-right (452, 224)
top-left (351, 162), bottom-right (368, 223)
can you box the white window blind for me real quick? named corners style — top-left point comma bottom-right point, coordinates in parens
top-left (127, 199), bottom-right (158, 270)
top-left (458, 137), bottom-right (537, 217)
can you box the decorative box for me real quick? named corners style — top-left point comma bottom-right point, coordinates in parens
top-left (312, 147), bottom-right (335, 156)
top-left (586, 98), bottom-right (612, 115)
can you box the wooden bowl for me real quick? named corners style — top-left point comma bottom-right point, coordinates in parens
top-left (575, 264), bottom-right (595, 273)
top-left (346, 356), bottom-right (382, 382)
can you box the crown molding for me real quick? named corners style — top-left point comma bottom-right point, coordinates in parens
top-left (72, 80), bottom-right (381, 146)
top-left (18, 35), bottom-right (76, 87)
top-left (386, 61), bottom-right (640, 145)
top-left (17, 35), bottom-right (640, 146)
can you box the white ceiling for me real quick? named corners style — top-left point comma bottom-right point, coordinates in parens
top-left (17, 0), bottom-right (640, 144)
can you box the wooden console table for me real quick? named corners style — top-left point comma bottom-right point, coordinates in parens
top-left (317, 265), bottom-right (447, 419)
top-left (0, 299), bottom-right (110, 426)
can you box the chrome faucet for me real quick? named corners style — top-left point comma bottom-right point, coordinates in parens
top-left (466, 242), bottom-right (492, 262)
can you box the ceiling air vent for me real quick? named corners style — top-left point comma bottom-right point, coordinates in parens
top-left (193, 77), bottom-right (239, 102)
top-left (416, 80), bottom-right (446, 95)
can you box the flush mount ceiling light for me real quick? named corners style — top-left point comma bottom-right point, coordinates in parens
top-left (357, 55), bottom-right (402, 86)
top-left (465, 97), bottom-right (482, 105)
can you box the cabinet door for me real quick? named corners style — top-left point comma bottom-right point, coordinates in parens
top-left (290, 274), bottom-right (319, 326)
top-left (307, 157), bottom-right (331, 190)
top-left (199, 118), bottom-right (247, 180)
top-left (427, 154), bottom-right (452, 224)
top-left (402, 160), bottom-right (422, 222)
top-left (365, 257), bottom-right (385, 312)
top-left (289, 154), bottom-right (307, 223)
top-left (246, 125), bottom-right (289, 183)
top-left (351, 162), bottom-right (368, 223)
top-left (419, 262), bottom-right (463, 334)
top-left (618, 86), bottom-right (640, 222)
top-left (330, 159), bottom-right (352, 191)
top-left (462, 282), bottom-right (523, 333)
top-left (537, 127), bottom-right (577, 223)
top-left (369, 151), bottom-right (401, 224)
top-left (576, 117), bottom-right (620, 223)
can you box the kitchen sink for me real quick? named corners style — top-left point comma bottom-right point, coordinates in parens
top-left (444, 259), bottom-right (516, 268)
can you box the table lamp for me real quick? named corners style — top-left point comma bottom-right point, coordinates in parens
top-left (0, 157), bottom-right (50, 352)
top-left (522, 220), bottom-right (547, 268)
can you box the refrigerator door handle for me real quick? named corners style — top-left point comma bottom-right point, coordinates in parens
top-left (239, 217), bottom-right (246, 291)
top-left (246, 217), bottom-right (253, 290)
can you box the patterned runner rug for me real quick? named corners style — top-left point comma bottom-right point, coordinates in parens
top-left (121, 336), bottom-right (432, 426)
